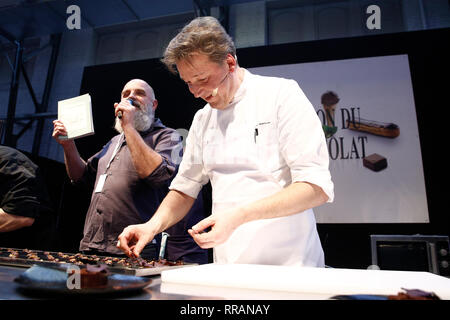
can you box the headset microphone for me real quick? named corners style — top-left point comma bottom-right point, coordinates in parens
top-left (211, 71), bottom-right (229, 98)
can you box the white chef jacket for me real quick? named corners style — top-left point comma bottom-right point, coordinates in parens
top-left (170, 69), bottom-right (334, 266)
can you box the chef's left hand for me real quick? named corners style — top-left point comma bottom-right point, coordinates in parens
top-left (188, 210), bottom-right (241, 249)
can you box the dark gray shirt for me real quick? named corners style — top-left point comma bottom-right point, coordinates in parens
top-left (79, 119), bottom-right (181, 255)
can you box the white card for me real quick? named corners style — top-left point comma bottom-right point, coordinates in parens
top-left (58, 93), bottom-right (94, 139)
top-left (94, 174), bottom-right (108, 193)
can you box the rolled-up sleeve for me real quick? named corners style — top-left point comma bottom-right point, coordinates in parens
top-left (169, 110), bottom-right (209, 199)
top-left (143, 128), bottom-right (181, 186)
top-left (278, 80), bottom-right (334, 202)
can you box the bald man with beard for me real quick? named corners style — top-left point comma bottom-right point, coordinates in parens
top-left (52, 79), bottom-right (208, 263)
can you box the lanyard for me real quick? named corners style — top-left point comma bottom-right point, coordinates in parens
top-left (105, 133), bottom-right (124, 172)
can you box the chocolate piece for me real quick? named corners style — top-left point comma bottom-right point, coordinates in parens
top-left (76, 267), bottom-right (108, 288)
top-left (363, 153), bottom-right (387, 172)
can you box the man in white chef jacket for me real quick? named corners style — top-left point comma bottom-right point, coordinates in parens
top-left (117, 16), bottom-right (334, 267)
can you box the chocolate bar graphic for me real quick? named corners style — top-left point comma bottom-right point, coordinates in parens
top-left (363, 153), bottom-right (387, 172)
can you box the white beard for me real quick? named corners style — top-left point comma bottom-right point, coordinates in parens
top-left (114, 107), bottom-right (154, 133)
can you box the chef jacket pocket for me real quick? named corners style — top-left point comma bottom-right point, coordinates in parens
top-left (203, 127), bottom-right (258, 172)
top-left (255, 122), bottom-right (280, 172)
top-left (254, 121), bottom-right (277, 145)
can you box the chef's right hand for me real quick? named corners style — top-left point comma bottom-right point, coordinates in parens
top-left (117, 223), bottom-right (155, 258)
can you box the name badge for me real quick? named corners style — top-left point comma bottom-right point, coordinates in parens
top-left (94, 174), bottom-right (108, 193)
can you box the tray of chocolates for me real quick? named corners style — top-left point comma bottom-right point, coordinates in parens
top-left (0, 247), bottom-right (194, 276)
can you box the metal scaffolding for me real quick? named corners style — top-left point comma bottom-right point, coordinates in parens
top-left (0, 0), bottom-right (230, 155)
top-left (0, 27), bottom-right (60, 156)
top-left (193, 0), bottom-right (229, 32)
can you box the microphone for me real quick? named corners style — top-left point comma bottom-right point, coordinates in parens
top-left (118, 99), bottom-right (135, 119)
top-left (211, 72), bottom-right (229, 98)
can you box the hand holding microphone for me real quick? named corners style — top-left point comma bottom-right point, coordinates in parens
top-left (117, 99), bottom-right (136, 119)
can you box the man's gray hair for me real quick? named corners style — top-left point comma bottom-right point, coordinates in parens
top-left (162, 16), bottom-right (236, 74)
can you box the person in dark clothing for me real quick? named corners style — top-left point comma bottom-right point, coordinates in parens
top-left (0, 146), bottom-right (55, 250)
top-left (163, 174), bottom-right (209, 264)
top-left (52, 79), bottom-right (207, 263)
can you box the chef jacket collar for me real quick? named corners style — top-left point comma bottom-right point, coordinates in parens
top-left (228, 68), bottom-right (249, 106)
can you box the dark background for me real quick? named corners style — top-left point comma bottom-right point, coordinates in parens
top-left (39, 27), bottom-right (448, 268)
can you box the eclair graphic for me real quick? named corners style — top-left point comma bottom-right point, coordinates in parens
top-left (346, 118), bottom-right (400, 138)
